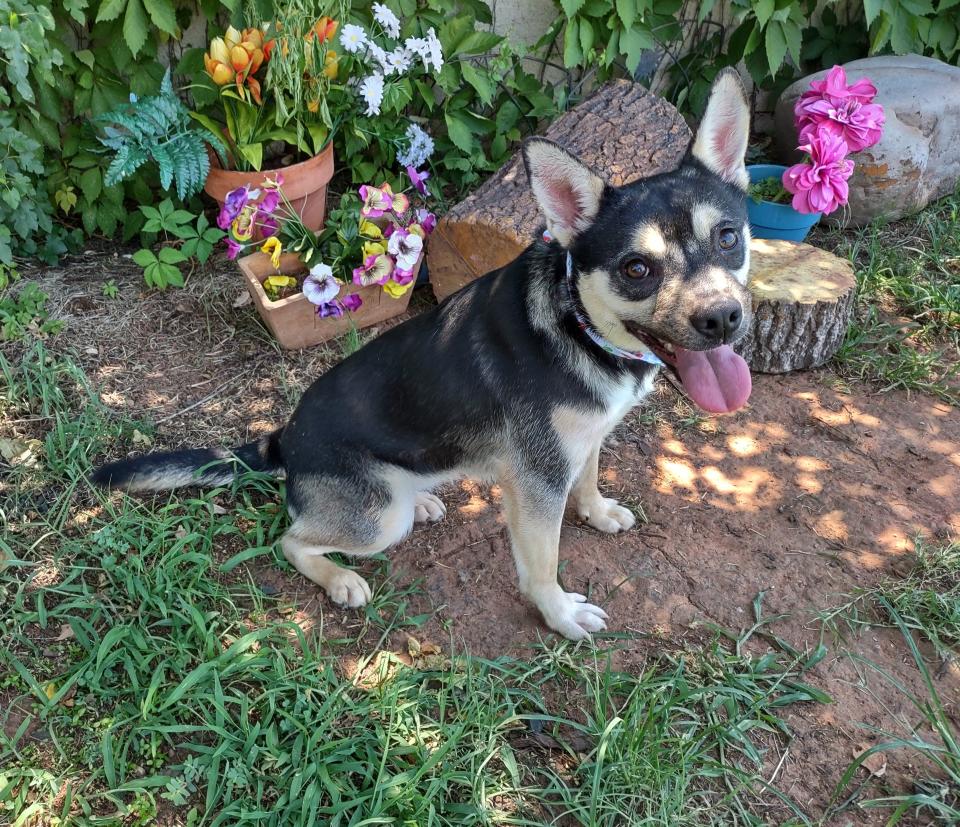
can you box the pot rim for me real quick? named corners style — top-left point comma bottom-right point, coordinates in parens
top-left (205, 142), bottom-right (335, 201)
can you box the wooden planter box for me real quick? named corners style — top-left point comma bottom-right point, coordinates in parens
top-left (238, 252), bottom-right (417, 350)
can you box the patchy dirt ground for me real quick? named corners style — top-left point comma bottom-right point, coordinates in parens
top-left (14, 248), bottom-right (960, 822)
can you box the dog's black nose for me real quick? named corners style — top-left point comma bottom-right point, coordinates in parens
top-left (690, 302), bottom-right (743, 344)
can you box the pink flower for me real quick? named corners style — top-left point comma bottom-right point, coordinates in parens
top-left (800, 65), bottom-right (877, 108)
top-left (798, 99), bottom-right (884, 153)
top-left (795, 65), bottom-right (884, 152)
top-left (782, 131), bottom-right (854, 215)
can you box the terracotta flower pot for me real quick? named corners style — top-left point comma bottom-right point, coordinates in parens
top-left (238, 251), bottom-right (418, 350)
top-left (205, 143), bottom-right (335, 233)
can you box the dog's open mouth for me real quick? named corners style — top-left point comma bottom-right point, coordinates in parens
top-left (624, 322), bottom-right (752, 414)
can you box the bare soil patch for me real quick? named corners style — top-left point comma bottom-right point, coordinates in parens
top-left (13, 248), bottom-right (960, 822)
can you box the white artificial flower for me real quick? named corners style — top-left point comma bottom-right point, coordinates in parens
top-left (339, 23), bottom-right (367, 54)
top-left (388, 229), bottom-right (423, 272)
top-left (385, 46), bottom-right (412, 76)
top-left (303, 263), bottom-right (340, 305)
top-left (359, 73), bottom-right (385, 116)
top-left (404, 36), bottom-right (429, 60)
top-left (425, 27), bottom-right (443, 72)
top-left (396, 122), bottom-right (435, 168)
top-left (365, 42), bottom-right (390, 73)
top-left (372, 2), bottom-right (401, 39)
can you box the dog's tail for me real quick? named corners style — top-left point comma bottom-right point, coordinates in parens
top-left (90, 428), bottom-right (285, 492)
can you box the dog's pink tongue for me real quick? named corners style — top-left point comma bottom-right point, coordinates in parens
top-left (673, 345), bottom-right (751, 413)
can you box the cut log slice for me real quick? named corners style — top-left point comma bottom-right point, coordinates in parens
top-left (428, 80), bottom-right (691, 301)
top-left (737, 238), bottom-right (857, 374)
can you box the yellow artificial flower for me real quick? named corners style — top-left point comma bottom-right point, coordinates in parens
top-left (232, 205), bottom-right (256, 241)
top-left (407, 223), bottom-right (425, 238)
top-left (323, 49), bottom-right (339, 79)
top-left (359, 219), bottom-right (383, 239)
top-left (262, 274), bottom-right (298, 299)
top-left (362, 240), bottom-right (386, 259)
top-left (260, 236), bottom-right (282, 268)
top-left (383, 279), bottom-right (413, 299)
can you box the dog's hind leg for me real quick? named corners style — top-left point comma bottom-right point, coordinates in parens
top-left (282, 534), bottom-right (373, 608)
top-left (500, 474), bottom-right (609, 640)
top-left (281, 470), bottom-right (419, 608)
top-left (568, 442), bottom-right (636, 534)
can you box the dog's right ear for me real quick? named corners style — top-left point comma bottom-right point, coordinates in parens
top-left (523, 138), bottom-right (606, 248)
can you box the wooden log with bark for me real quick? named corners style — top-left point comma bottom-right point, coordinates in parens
top-left (737, 238), bottom-right (856, 373)
top-left (427, 80), bottom-right (692, 301)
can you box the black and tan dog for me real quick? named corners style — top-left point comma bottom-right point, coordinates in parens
top-left (93, 70), bottom-right (754, 640)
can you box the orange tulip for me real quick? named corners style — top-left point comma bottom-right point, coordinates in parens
top-left (308, 16), bottom-right (338, 43)
top-left (204, 36), bottom-right (235, 85)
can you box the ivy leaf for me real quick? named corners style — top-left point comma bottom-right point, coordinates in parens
top-left (96, 0), bottom-right (126, 22)
top-left (782, 18), bottom-right (803, 64)
top-left (754, 0), bottom-right (775, 27)
top-left (79, 167), bottom-right (102, 202)
top-left (563, 19), bottom-right (583, 65)
top-left (560, 0), bottom-right (585, 16)
top-left (444, 111), bottom-right (474, 153)
top-left (620, 26), bottom-right (654, 75)
top-left (142, 0), bottom-right (178, 35)
top-left (765, 20), bottom-right (788, 76)
top-left (123, 0), bottom-right (149, 57)
top-left (616, 0), bottom-right (636, 29)
top-left (132, 248), bottom-right (157, 267)
top-left (461, 62), bottom-right (494, 106)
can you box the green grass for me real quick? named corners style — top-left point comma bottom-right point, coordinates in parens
top-left (818, 538), bottom-right (960, 824)
top-left (820, 189), bottom-right (960, 403)
top-left (0, 344), bottom-right (834, 825)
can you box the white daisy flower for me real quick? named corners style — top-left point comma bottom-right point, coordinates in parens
top-left (339, 23), bottom-right (367, 54)
top-left (365, 42), bottom-right (390, 73)
top-left (425, 27), bottom-right (443, 73)
top-left (372, 2), bottom-right (401, 39)
top-left (404, 36), bottom-right (429, 60)
top-left (385, 46), bottom-right (412, 75)
top-left (359, 73), bottom-right (385, 116)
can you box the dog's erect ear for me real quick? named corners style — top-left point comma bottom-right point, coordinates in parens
top-left (691, 69), bottom-right (750, 190)
top-left (523, 138), bottom-right (606, 247)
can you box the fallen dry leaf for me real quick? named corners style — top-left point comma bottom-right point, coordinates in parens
top-left (855, 743), bottom-right (887, 777)
top-left (233, 290), bottom-right (252, 308)
top-left (55, 624), bottom-right (75, 642)
top-left (0, 437), bottom-right (43, 468)
top-left (131, 429), bottom-right (152, 448)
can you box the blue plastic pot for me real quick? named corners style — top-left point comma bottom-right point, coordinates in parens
top-left (747, 164), bottom-right (822, 241)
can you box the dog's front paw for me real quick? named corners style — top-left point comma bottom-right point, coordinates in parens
top-left (325, 569), bottom-right (372, 609)
top-left (414, 492), bottom-right (446, 523)
top-left (535, 587), bottom-right (608, 641)
top-left (576, 495), bottom-right (636, 534)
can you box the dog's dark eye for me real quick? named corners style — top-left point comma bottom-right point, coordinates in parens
top-left (718, 228), bottom-right (740, 251)
top-left (622, 258), bottom-right (650, 279)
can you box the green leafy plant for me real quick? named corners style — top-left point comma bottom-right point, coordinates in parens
top-left (749, 175), bottom-right (790, 204)
top-left (0, 280), bottom-right (63, 340)
top-left (101, 279), bottom-right (119, 298)
top-left (94, 70), bottom-right (227, 200)
top-left (132, 199), bottom-right (224, 289)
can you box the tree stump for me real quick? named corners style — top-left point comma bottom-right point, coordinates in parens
top-left (428, 80), bottom-right (691, 301)
top-left (736, 238), bottom-right (857, 373)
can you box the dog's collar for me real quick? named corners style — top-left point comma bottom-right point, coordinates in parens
top-left (548, 232), bottom-right (663, 366)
